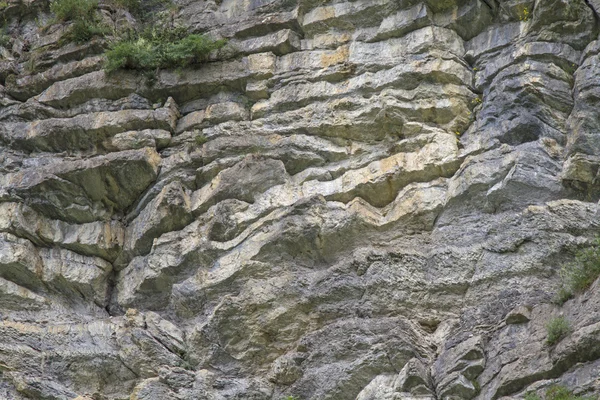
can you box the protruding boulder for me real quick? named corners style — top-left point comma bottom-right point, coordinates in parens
top-left (116, 181), bottom-right (193, 269)
top-left (8, 148), bottom-right (161, 223)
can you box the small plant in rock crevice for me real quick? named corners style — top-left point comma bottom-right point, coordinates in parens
top-left (193, 130), bottom-right (208, 146)
top-left (546, 316), bottom-right (570, 345)
top-left (50, 0), bottom-right (109, 44)
top-left (554, 286), bottom-right (572, 306)
top-left (62, 18), bottom-right (110, 44)
top-left (519, 6), bottom-right (531, 21)
top-left (555, 237), bottom-right (600, 304)
top-left (46, 0), bottom-right (226, 76)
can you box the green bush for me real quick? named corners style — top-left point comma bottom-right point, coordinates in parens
top-left (164, 34), bottom-right (226, 66)
top-left (557, 237), bottom-right (600, 303)
top-left (546, 317), bottom-right (570, 345)
top-left (50, 0), bottom-right (108, 44)
top-left (63, 19), bottom-right (110, 44)
top-left (105, 38), bottom-right (156, 72)
top-left (546, 385), bottom-right (595, 400)
top-left (50, 0), bottom-right (98, 22)
top-left (105, 28), bottom-right (226, 72)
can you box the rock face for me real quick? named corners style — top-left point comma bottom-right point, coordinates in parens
top-left (1, 0), bottom-right (600, 399)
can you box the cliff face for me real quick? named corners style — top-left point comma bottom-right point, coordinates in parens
top-left (1, 0), bottom-right (600, 399)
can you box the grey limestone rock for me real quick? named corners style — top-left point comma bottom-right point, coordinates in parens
top-left (2, 0), bottom-right (600, 399)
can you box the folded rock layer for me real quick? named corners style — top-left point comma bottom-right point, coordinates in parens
top-left (1, 0), bottom-right (600, 399)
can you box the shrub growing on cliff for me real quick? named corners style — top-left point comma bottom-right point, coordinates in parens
top-left (105, 38), bottom-right (156, 71)
top-left (63, 18), bottom-right (110, 44)
top-left (50, 0), bottom-right (109, 44)
top-left (104, 28), bottom-right (226, 72)
top-left (163, 34), bottom-right (226, 67)
top-left (50, 0), bottom-right (98, 22)
top-left (557, 237), bottom-right (600, 303)
top-left (546, 316), bottom-right (570, 345)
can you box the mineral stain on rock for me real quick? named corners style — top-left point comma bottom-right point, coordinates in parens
top-left (1, 0), bottom-right (600, 398)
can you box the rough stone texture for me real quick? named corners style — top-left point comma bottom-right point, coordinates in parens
top-left (1, 0), bottom-right (600, 399)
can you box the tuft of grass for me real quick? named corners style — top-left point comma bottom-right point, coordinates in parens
top-left (24, 51), bottom-right (44, 74)
top-left (546, 317), bottom-right (570, 346)
top-left (557, 237), bottom-right (600, 304)
top-left (50, 0), bottom-right (98, 22)
top-left (194, 131), bottom-right (208, 146)
top-left (554, 287), bottom-right (572, 306)
top-left (50, 0), bottom-right (109, 44)
top-left (165, 34), bottom-right (226, 67)
top-left (545, 385), bottom-right (595, 400)
top-left (104, 27), bottom-right (226, 73)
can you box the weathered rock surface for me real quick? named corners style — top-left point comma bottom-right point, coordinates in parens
top-left (2, 0), bottom-right (600, 399)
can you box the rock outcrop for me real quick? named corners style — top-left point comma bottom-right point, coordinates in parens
top-left (1, 0), bottom-right (600, 399)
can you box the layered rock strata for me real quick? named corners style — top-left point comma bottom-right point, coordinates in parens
top-left (1, 0), bottom-right (600, 399)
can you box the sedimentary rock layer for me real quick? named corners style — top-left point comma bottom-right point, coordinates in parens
top-left (1, 0), bottom-right (600, 399)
